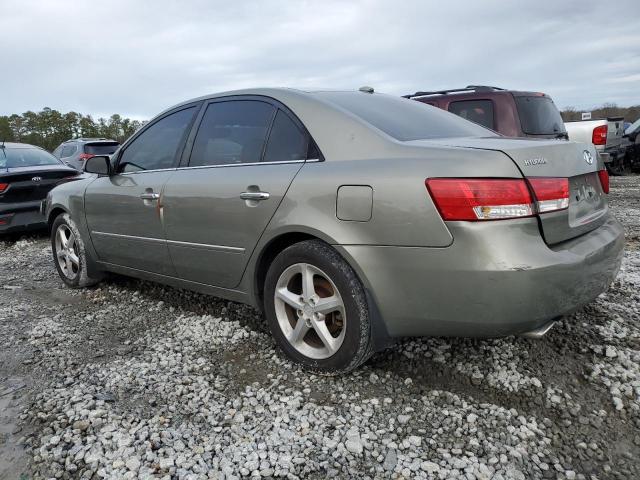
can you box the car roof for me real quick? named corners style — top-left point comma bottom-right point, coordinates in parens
top-left (0, 142), bottom-right (46, 150)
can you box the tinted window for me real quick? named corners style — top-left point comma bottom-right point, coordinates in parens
top-left (448, 100), bottom-right (495, 130)
top-left (263, 110), bottom-right (308, 162)
top-left (118, 107), bottom-right (196, 172)
top-left (317, 92), bottom-right (493, 141)
top-left (61, 145), bottom-right (77, 157)
top-left (515, 96), bottom-right (566, 135)
top-left (52, 146), bottom-right (63, 158)
top-left (1, 148), bottom-right (61, 169)
top-left (85, 142), bottom-right (120, 155)
top-left (189, 101), bottom-right (275, 167)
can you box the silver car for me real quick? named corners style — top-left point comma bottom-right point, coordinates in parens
top-left (44, 88), bottom-right (624, 373)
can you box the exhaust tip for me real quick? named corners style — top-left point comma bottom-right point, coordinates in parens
top-left (519, 319), bottom-right (560, 339)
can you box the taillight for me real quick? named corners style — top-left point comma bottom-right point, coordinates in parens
top-left (592, 125), bottom-right (607, 146)
top-left (527, 178), bottom-right (569, 213)
top-left (78, 153), bottom-right (94, 161)
top-left (0, 183), bottom-right (8, 194)
top-left (598, 169), bottom-right (609, 194)
top-left (425, 178), bottom-right (533, 221)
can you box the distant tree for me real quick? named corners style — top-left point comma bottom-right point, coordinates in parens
top-left (561, 104), bottom-right (640, 123)
top-left (0, 108), bottom-right (146, 150)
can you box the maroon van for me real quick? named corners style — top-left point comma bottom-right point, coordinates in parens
top-left (404, 85), bottom-right (568, 140)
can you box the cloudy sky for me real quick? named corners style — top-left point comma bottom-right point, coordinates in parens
top-left (2, 0), bottom-right (639, 119)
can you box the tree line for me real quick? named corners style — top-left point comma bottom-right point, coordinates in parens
top-left (0, 108), bottom-right (146, 152)
top-left (560, 104), bottom-right (640, 123)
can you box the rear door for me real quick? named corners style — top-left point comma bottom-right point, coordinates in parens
top-left (84, 105), bottom-right (198, 275)
top-left (162, 97), bottom-right (312, 288)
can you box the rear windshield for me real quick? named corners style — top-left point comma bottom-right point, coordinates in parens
top-left (316, 92), bottom-right (494, 141)
top-left (515, 96), bottom-right (566, 135)
top-left (1, 147), bottom-right (61, 169)
top-left (84, 142), bottom-right (120, 155)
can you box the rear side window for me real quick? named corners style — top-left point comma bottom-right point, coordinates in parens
top-left (189, 100), bottom-right (275, 167)
top-left (61, 145), bottom-right (77, 157)
top-left (317, 92), bottom-right (493, 141)
top-left (448, 100), bottom-right (495, 130)
top-left (52, 146), bottom-right (63, 158)
top-left (118, 107), bottom-right (196, 172)
top-left (515, 96), bottom-right (566, 135)
top-left (263, 110), bottom-right (308, 162)
top-left (85, 142), bottom-right (120, 155)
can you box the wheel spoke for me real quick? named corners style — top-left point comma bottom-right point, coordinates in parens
top-left (312, 321), bottom-right (339, 354)
top-left (314, 295), bottom-right (343, 315)
top-left (57, 228), bottom-right (68, 249)
top-left (276, 288), bottom-right (303, 309)
top-left (67, 251), bottom-right (80, 267)
top-left (56, 249), bottom-right (66, 260)
top-left (65, 256), bottom-right (73, 273)
top-left (67, 230), bottom-right (76, 249)
top-left (301, 264), bottom-right (316, 300)
top-left (288, 318), bottom-right (309, 344)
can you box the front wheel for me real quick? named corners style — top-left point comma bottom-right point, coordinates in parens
top-left (264, 240), bottom-right (372, 374)
top-left (51, 213), bottom-right (102, 288)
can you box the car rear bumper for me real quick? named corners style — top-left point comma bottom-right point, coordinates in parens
top-left (0, 201), bottom-right (47, 233)
top-left (337, 215), bottom-right (624, 338)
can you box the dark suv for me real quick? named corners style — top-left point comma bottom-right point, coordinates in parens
top-left (404, 85), bottom-right (568, 139)
top-left (53, 138), bottom-right (120, 171)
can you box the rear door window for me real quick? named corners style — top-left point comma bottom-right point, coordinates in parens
top-left (515, 96), bottom-right (566, 135)
top-left (263, 110), bottom-right (308, 162)
top-left (448, 100), bottom-right (495, 130)
top-left (189, 100), bottom-right (275, 167)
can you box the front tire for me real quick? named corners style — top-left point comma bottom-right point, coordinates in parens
top-left (51, 213), bottom-right (101, 288)
top-left (264, 240), bottom-right (372, 374)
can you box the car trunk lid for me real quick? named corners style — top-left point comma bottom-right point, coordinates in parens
top-left (0, 166), bottom-right (78, 204)
top-left (416, 137), bottom-right (607, 245)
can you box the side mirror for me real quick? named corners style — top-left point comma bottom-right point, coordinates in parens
top-left (84, 155), bottom-right (111, 175)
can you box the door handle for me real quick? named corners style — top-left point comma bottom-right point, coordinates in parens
top-left (240, 191), bottom-right (270, 201)
top-left (140, 192), bottom-right (160, 200)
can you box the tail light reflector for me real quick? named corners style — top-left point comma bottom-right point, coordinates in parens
top-left (78, 153), bottom-right (95, 161)
top-left (0, 183), bottom-right (8, 194)
top-left (592, 125), bottom-right (607, 145)
top-left (598, 169), bottom-right (609, 194)
top-left (425, 178), bottom-right (533, 221)
top-left (527, 178), bottom-right (569, 213)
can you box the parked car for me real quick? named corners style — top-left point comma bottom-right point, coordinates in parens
top-left (564, 117), bottom-right (626, 175)
top-left (52, 138), bottom-right (120, 171)
top-left (404, 85), bottom-right (568, 139)
top-left (622, 118), bottom-right (640, 171)
top-left (0, 142), bottom-right (78, 234)
top-left (43, 88), bottom-right (623, 373)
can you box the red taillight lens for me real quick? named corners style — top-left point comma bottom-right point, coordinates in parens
top-left (0, 183), bottom-right (8, 194)
top-left (425, 178), bottom-right (533, 221)
top-left (592, 125), bottom-right (607, 145)
top-left (527, 178), bottom-right (569, 213)
top-left (598, 169), bottom-right (609, 194)
top-left (78, 153), bottom-right (94, 161)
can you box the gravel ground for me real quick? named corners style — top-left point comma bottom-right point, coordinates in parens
top-left (1, 176), bottom-right (639, 480)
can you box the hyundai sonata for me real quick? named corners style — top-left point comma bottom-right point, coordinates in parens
top-left (43, 88), bottom-right (624, 373)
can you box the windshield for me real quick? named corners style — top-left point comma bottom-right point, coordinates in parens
top-left (316, 92), bottom-right (495, 141)
top-left (515, 96), bottom-right (566, 135)
top-left (1, 147), bottom-right (61, 169)
top-left (625, 118), bottom-right (640, 135)
top-left (85, 142), bottom-right (120, 155)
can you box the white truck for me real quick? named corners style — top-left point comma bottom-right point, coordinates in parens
top-left (564, 116), bottom-right (627, 174)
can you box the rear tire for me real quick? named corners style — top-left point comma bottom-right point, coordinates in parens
top-left (51, 213), bottom-right (102, 288)
top-left (264, 240), bottom-right (372, 374)
top-left (607, 155), bottom-right (629, 176)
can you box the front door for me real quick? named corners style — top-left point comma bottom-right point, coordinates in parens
top-left (85, 105), bottom-right (198, 275)
top-left (162, 99), bottom-right (313, 288)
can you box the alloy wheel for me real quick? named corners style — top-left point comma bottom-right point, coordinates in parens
top-left (55, 224), bottom-right (80, 280)
top-left (273, 262), bottom-right (346, 359)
